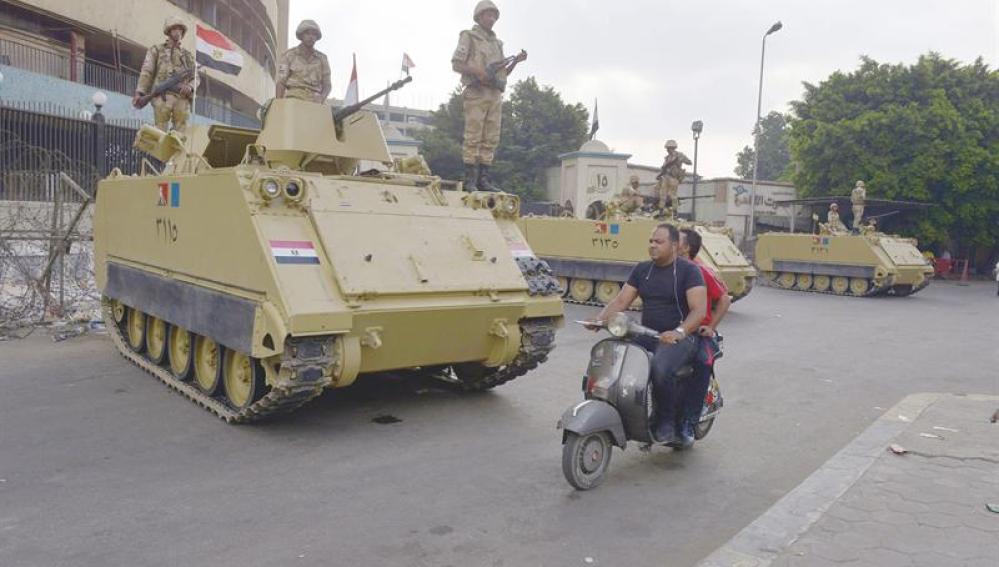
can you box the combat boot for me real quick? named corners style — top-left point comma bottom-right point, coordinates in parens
top-left (463, 163), bottom-right (479, 191)
top-left (477, 164), bottom-right (502, 192)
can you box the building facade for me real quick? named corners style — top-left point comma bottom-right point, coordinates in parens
top-left (0, 0), bottom-right (287, 126)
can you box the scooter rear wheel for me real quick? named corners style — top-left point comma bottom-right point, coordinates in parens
top-left (694, 417), bottom-right (715, 440)
top-left (562, 431), bottom-right (613, 490)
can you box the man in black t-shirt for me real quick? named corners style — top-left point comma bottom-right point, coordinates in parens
top-left (593, 223), bottom-right (707, 447)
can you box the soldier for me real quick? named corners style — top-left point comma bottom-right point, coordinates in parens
top-left (851, 180), bottom-right (867, 229)
top-left (618, 174), bottom-right (645, 214)
top-left (276, 20), bottom-right (332, 103)
top-left (827, 202), bottom-right (846, 233)
top-left (133, 17), bottom-right (196, 132)
top-left (451, 0), bottom-right (527, 192)
top-left (655, 140), bottom-right (692, 213)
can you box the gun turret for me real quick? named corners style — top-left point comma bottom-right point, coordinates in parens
top-left (333, 76), bottom-right (413, 123)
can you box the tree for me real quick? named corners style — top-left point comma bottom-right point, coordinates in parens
top-left (415, 77), bottom-right (589, 200)
top-left (734, 111), bottom-right (791, 181)
top-left (787, 53), bottom-right (998, 261)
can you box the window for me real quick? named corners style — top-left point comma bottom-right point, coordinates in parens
top-left (390, 113), bottom-right (404, 122)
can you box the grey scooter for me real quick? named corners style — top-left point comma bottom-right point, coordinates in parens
top-left (557, 314), bottom-right (723, 490)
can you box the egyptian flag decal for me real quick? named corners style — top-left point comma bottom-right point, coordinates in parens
top-left (270, 240), bottom-right (320, 265)
top-left (196, 25), bottom-right (243, 76)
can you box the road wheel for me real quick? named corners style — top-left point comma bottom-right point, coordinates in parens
top-left (849, 278), bottom-right (869, 296)
top-left (192, 335), bottom-right (224, 396)
top-left (125, 307), bottom-right (146, 353)
top-left (168, 325), bottom-right (194, 381)
top-left (556, 277), bottom-right (569, 297)
top-left (594, 280), bottom-right (620, 305)
top-left (795, 273), bottom-right (813, 291)
top-left (568, 278), bottom-right (594, 302)
top-left (110, 298), bottom-right (126, 325)
top-left (813, 275), bottom-right (831, 292)
top-left (694, 418), bottom-right (714, 440)
top-left (223, 350), bottom-right (267, 410)
top-left (145, 316), bottom-right (168, 365)
top-left (777, 272), bottom-right (796, 289)
top-left (831, 276), bottom-right (850, 294)
top-left (562, 432), bottom-right (613, 490)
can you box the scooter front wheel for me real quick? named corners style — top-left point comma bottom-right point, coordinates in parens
top-left (562, 431), bottom-right (613, 490)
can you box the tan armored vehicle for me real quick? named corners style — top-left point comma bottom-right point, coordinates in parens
top-left (518, 216), bottom-right (756, 306)
top-left (754, 197), bottom-right (933, 296)
top-left (94, 79), bottom-right (564, 422)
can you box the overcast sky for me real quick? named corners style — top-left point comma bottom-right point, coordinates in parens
top-left (289, 0), bottom-right (996, 178)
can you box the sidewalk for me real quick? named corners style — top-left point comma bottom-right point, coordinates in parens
top-left (698, 393), bottom-right (999, 567)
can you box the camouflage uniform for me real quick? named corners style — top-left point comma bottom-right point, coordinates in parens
top-left (851, 180), bottom-right (866, 228)
top-left (277, 20), bottom-right (331, 103)
top-left (137, 20), bottom-right (196, 132)
top-left (452, 16), bottom-right (506, 166)
top-left (656, 140), bottom-right (691, 211)
top-left (617, 175), bottom-right (645, 213)
top-left (827, 207), bottom-right (846, 233)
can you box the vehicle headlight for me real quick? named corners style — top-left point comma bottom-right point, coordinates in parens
top-left (502, 195), bottom-right (519, 215)
top-left (608, 313), bottom-right (630, 338)
top-left (260, 178), bottom-right (281, 200)
top-left (284, 179), bottom-right (304, 201)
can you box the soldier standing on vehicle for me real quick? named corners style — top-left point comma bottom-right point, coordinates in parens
top-left (655, 140), bottom-right (692, 214)
top-left (276, 20), bottom-right (331, 103)
top-left (133, 17), bottom-right (196, 132)
top-left (452, 0), bottom-right (526, 192)
top-left (851, 180), bottom-right (867, 229)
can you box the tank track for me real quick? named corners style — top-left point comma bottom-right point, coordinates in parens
top-left (452, 317), bottom-right (559, 391)
top-left (761, 274), bottom-right (892, 298)
top-left (102, 299), bottom-right (333, 423)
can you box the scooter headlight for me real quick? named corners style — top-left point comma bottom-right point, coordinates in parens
top-left (607, 313), bottom-right (630, 338)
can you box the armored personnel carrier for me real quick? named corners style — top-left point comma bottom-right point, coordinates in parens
top-left (518, 216), bottom-right (756, 306)
top-left (754, 197), bottom-right (933, 296)
top-left (94, 79), bottom-right (564, 422)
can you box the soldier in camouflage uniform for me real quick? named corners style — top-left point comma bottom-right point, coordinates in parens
top-left (451, 0), bottom-right (526, 192)
top-left (617, 174), bottom-right (645, 214)
top-left (133, 17), bottom-right (196, 132)
top-left (826, 202), bottom-right (847, 233)
top-left (655, 139), bottom-right (692, 213)
top-left (851, 180), bottom-right (866, 229)
top-left (276, 20), bottom-right (331, 103)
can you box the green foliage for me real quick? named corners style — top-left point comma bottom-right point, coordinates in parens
top-left (734, 111), bottom-right (792, 181)
top-left (788, 53), bottom-right (998, 251)
top-left (415, 77), bottom-right (589, 200)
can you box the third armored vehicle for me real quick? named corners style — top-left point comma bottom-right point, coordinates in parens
top-left (518, 215), bottom-right (756, 306)
top-left (94, 79), bottom-right (564, 422)
top-left (754, 197), bottom-right (934, 296)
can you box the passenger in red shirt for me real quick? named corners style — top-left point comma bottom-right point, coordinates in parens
top-left (675, 228), bottom-right (732, 446)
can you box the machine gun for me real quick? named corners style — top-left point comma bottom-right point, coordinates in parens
top-left (333, 76), bottom-right (413, 123)
top-left (470, 50), bottom-right (527, 91)
top-left (133, 69), bottom-right (195, 109)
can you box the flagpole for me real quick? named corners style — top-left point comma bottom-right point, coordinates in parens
top-left (191, 22), bottom-right (197, 121)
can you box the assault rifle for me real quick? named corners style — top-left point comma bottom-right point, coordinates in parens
top-left (470, 50), bottom-right (527, 91)
top-left (333, 76), bottom-right (413, 123)
top-left (133, 69), bottom-right (195, 109)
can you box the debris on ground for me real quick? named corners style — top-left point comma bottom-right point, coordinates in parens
top-left (888, 444), bottom-right (907, 455)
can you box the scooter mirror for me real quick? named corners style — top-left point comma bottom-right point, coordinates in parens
top-left (607, 313), bottom-right (631, 337)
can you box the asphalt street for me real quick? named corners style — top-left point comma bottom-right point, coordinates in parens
top-left (1, 281), bottom-right (996, 567)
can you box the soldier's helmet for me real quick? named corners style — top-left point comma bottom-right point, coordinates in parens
top-left (664, 139), bottom-right (678, 149)
top-left (855, 180), bottom-right (865, 188)
top-left (830, 203), bottom-right (839, 209)
top-left (629, 174), bottom-right (640, 183)
top-left (296, 20), bottom-right (323, 41)
top-left (163, 16), bottom-right (188, 36)
top-left (474, 0), bottom-right (500, 21)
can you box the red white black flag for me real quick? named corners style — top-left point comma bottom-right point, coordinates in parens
top-left (196, 25), bottom-right (243, 76)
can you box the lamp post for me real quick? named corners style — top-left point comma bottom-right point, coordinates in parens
top-left (748, 20), bottom-right (782, 239)
top-left (690, 120), bottom-right (703, 221)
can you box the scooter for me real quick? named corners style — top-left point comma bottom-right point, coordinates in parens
top-left (557, 313), bottom-right (723, 490)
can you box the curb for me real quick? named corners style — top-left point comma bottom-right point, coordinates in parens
top-left (695, 393), bottom-right (943, 567)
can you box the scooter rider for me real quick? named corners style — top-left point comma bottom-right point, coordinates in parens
top-left (678, 228), bottom-right (730, 444)
top-left (590, 223), bottom-right (707, 446)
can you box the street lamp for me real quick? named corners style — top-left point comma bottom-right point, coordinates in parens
top-left (691, 120), bottom-right (703, 220)
top-left (748, 20), bottom-right (782, 239)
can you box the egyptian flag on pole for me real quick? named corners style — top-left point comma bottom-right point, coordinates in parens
top-left (401, 53), bottom-right (415, 76)
top-left (344, 54), bottom-right (359, 105)
top-left (195, 25), bottom-right (243, 76)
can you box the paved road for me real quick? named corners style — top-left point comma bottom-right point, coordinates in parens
top-left (1, 282), bottom-right (996, 567)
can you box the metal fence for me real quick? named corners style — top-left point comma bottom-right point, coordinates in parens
top-left (0, 101), bottom-right (148, 202)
